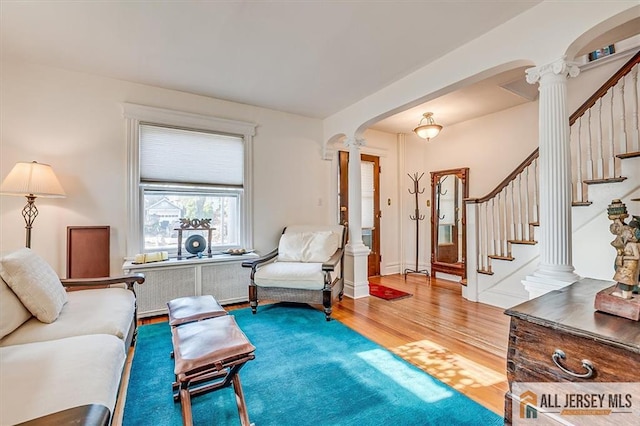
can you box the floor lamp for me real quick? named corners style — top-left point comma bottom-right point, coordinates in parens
top-left (1, 161), bottom-right (66, 248)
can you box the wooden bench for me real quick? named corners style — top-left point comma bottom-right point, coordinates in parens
top-left (168, 296), bottom-right (255, 426)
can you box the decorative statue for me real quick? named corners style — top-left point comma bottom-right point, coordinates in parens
top-left (607, 199), bottom-right (640, 299)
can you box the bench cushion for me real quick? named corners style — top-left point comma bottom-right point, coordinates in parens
top-left (254, 261), bottom-right (325, 290)
top-left (0, 334), bottom-right (125, 425)
top-left (172, 315), bottom-right (255, 376)
top-left (0, 287), bottom-right (135, 347)
top-left (167, 295), bottom-right (227, 326)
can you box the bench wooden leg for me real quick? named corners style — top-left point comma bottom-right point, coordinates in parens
top-left (232, 374), bottom-right (251, 426)
top-left (179, 382), bottom-right (193, 426)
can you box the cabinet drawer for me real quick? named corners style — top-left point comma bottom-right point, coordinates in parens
top-left (507, 318), bottom-right (639, 383)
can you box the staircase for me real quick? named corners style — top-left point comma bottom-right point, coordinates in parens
top-left (465, 50), bottom-right (640, 308)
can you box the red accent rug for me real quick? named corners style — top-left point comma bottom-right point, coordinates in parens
top-left (369, 283), bottom-right (413, 301)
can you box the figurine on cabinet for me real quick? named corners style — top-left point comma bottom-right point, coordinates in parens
top-left (595, 199), bottom-right (640, 321)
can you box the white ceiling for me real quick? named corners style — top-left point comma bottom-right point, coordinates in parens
top-left (1, 0), bottom-right (543, 129)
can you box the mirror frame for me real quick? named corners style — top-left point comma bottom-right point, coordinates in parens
top-left (430, 167), bottom-right (469, 282)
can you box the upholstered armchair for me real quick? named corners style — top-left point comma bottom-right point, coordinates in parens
top-left (242, 224), bottom-right (347, 321)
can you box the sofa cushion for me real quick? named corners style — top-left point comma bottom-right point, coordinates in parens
top-left (0, 277), bottom-right (32, 340)
top-left (0, 248), bottom-right (67, 323)
top-left (0, 287), bottom-right (135, 347)
top-left (0, 334), bottom-right (125, 425)
top-left (255, 261), bottom-right (325, 290)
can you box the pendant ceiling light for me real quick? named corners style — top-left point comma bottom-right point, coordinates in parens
top-left (413, 112), bottom-right (442, 141)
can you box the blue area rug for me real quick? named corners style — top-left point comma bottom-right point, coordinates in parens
top-left (123, 303), bottom-right (502, 425)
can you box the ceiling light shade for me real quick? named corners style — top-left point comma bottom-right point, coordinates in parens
top-left (1, 161), bottom-right (66, 198)
top-left (413, 112), bottom-right (443, 141)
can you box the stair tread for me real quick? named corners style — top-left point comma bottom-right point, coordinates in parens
top-left (572, 201), bottom-right (593, 206)
top-left (583, 177), bottom-right (627, 184)
top-left (488, 255), bottom-right (514, 261)
top-left (529, 221), bottom-right (539, 226)
top-left (508, 239), bottom-right (537, 245)
top-left (478, 269), bottom-right (494, 275)
top-left (616, 151), bottom-right (640, 159)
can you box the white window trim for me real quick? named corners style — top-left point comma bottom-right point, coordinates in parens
top-left (122, 103), bottom-right (256, 256)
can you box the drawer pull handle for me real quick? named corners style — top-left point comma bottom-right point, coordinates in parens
top-left (552, 349), bottom-right (594, 378)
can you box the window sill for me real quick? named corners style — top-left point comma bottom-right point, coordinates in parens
top-left (123, 252), bottom-right (259, 271)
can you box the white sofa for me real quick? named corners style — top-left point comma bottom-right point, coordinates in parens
top-left (0, 248), bottom-right (144, 425)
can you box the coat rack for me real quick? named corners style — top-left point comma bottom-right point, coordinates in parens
top-left (404, 172), bottom-right (430, 279)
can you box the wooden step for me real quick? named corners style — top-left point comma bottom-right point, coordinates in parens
top-left (572, 201), bottom-right (593, 206)
top-left (488, 255), bottom-right (514, 261)
top-left (508, 239), bottom-right (537, 245)
top-left (529, 221), bottom-right (539, 226)
top-left (583, 177), bottom-right (627, 185)
top-left (616, 151), bottom-right (640, 159)
top-left (478, 269), bottom-right (494, 275)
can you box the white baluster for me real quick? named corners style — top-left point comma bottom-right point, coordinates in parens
top-left (586, 109), bottom-right (594, 180)
top-left (608, 88), bottom-right (615, 177)
top-left (517, 173), bottom-right (524, 241)
top-left (502, 188), bottom-right (508, 256)
top-left (524, 166), bottom-right (531, 241)
top-left (482, 202), bottom-right (488, 271)
top-left (533, 158), bottom-right (540, 224)
top-left (497, 192), bottom-right (504, 257)
top-left (596, 97), bottom-right (604, 179)
top-left (631, 66), bottom-right (639, 152)
top-left (619, 77), bottom-right (627, 154)
top-left (510, 180), bottom-right (516, 243)
top-left (477, 201), bottom-right (484, 272)
top-left (575, 117), bottom-right (583, 202)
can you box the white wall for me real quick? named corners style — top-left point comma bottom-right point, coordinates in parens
top-left (0, 59), bottom-right (330, 276)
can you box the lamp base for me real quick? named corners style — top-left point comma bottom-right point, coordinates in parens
top-left (22, 195), bottom-right (38, 248)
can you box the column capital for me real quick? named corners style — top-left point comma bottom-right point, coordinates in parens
top-left (343, 136), bottom-right (366, 149)
top-left (526, 57), bottom-right (580, 85)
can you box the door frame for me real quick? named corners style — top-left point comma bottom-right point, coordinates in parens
top-left (338, 151), bottom-right (381, 277)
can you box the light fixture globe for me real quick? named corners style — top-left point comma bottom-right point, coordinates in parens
top-left (413, 112), bottom-right (442, 141)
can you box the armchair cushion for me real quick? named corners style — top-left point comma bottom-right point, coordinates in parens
top-left (0, 277), bottom-right (32, 339)
top-left (0, 248), bottom-right (67, 323)
top-left (254, 262), bottom-right (325, 290)
top-left (278, 230), bottom-right (341, 263)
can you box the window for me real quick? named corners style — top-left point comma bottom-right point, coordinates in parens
top-left (123, 104), bottom-right (256, 256)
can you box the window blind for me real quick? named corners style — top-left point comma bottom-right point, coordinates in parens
top-left (140, 124), bottom-right (244, 186)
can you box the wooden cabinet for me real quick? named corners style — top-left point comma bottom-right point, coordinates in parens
top-left (123, 255), bottom-right (256, 318)
top-left (504, 278), bottom-right (640, 424)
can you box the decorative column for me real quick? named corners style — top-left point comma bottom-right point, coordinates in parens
top-left (522, 57), bottom-right (581, 298)
top-left (343, 136), bottom-right (371, 299)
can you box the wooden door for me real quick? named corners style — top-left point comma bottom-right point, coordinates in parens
top-left (338, 151), bottom-right (381, 277)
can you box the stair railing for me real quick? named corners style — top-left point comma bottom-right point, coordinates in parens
top-left (571, 50), bottom-right (640, 204)
top-left (467, 49), bottom-right (639, 275)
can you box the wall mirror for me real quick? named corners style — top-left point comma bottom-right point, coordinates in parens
top-left (430, 167), bottom-right (469, 281)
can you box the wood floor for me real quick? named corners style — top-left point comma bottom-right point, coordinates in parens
top-left (116, 274), bottom-right (511, 423)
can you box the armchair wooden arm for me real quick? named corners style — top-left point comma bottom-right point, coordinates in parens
top-left (61, 273), bottom-right (145, 291)
top-left (242, 249), bottom-right (278, 272)
top-left (322, 248), bottom-right (344, 272)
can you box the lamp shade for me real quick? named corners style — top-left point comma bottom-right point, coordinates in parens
top-left (1, 161), bottom-right (66, 198)
top-left (413, 112), bottom-right (443, 141)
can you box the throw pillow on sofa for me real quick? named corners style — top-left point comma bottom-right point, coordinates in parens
top-left (0, 277), bottom-right (32, 339)
top-left (0, 248), bottom-right (68, 323)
